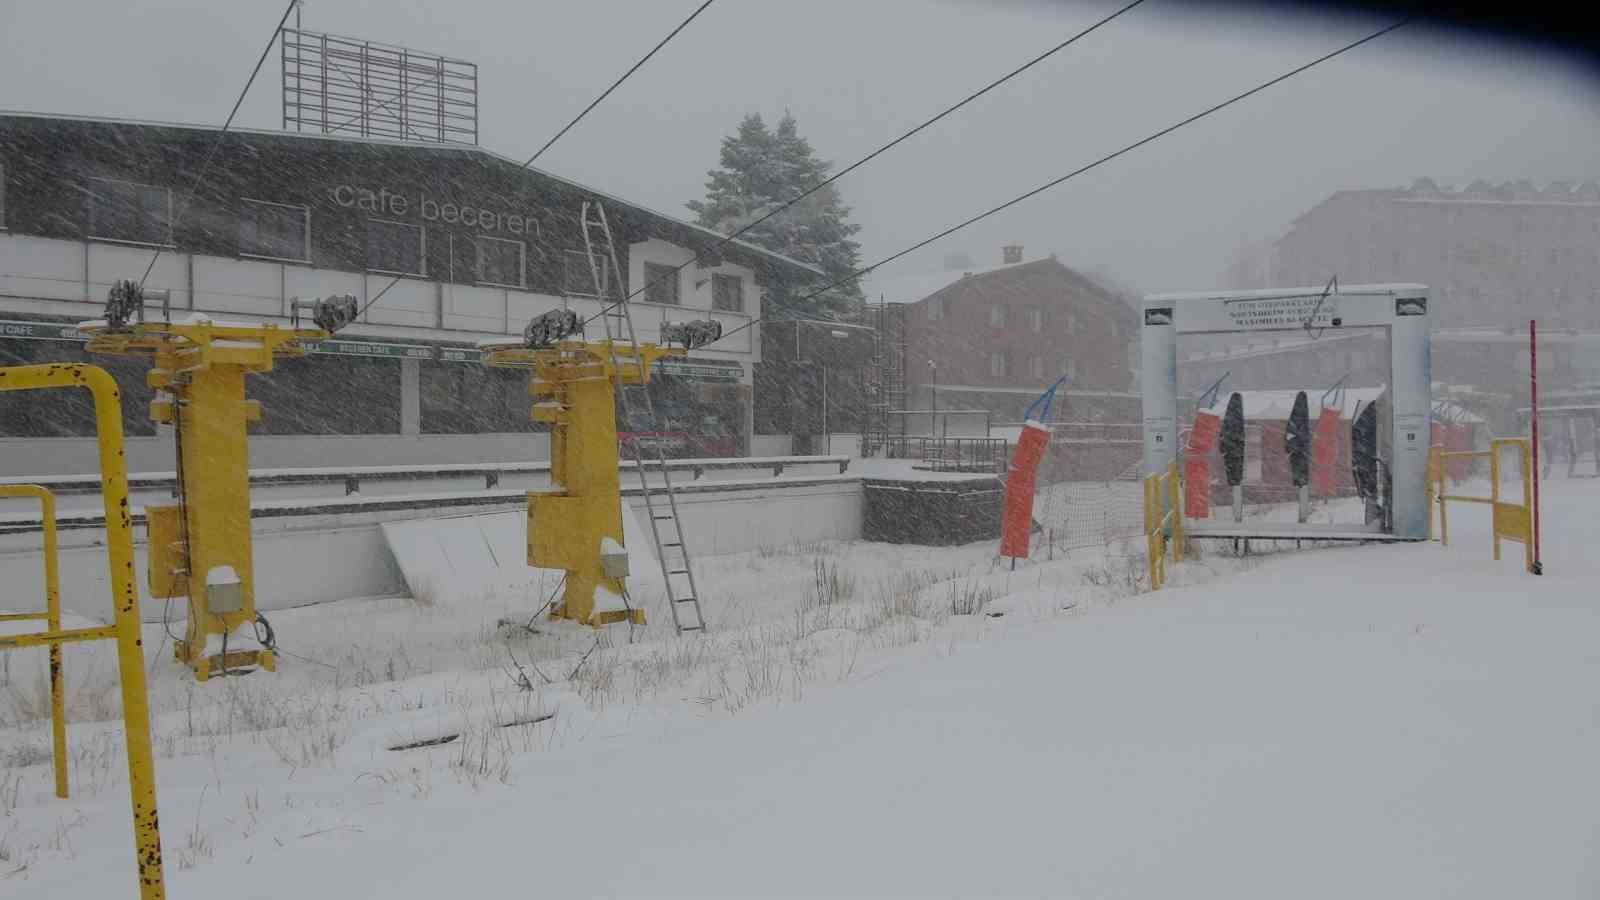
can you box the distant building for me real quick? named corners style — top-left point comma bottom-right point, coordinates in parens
top-left (1267, 178), bottom-right (1600, 330)
top-left (868, 246), bottom-right (1140, 430)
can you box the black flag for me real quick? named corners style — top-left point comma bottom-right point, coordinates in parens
top-left (1286, 391), bottom-right (1311, 488)
top-left (1221, 392), bottom-right (1246, 488)
top-left (1352, 401), bottom-right (1380, 501)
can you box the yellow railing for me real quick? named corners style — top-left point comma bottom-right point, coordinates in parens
top-left (0, 364), bottom-right (166, 899)
top-left (0, 485), bottom-right (67, 799)
top-left (1430, 438), bottom-right (1536, 574)
top-left (1143, 461), bottom-right (1185, 590)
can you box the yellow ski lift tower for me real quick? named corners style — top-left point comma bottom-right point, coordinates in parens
top-left (481, 310), bottom-right (721, 627)
top-left (80, 281), bottom-right (357, 680)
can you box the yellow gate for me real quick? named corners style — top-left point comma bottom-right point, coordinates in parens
top-left (1430, 437), bottom-right (1537, 574)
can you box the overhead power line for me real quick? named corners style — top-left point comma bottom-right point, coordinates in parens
top-left (705, 18), bottom-right (1412, 348)
top-left (138, 0), bottom-right (299, 291)
top-left (584, 0), bottom-right (1149, 329)
top-left (523, 0), bottom-right (716, 168)
top-left (358, 0), bottom-right (717, 320)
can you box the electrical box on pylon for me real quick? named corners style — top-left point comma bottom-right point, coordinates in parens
top-left (80, 281), bottom-right (356, 681)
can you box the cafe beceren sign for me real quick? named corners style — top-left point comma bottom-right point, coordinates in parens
top-left (330, 184), bottom-right (543, 239)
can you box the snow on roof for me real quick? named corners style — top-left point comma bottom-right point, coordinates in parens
top-left (863, 258), bottom-right (1037, 305)
top-left (1198, 387), bottom-right (1483, 425)
top-left (1147, 284), bottom-right (1427, 304)
top-left (0, 109), bottom-right (823, 279)
top-left (1202, 387), bottom-right (1387, 420)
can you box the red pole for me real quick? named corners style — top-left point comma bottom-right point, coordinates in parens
top-left (1530, 320), bottom-right (1543, 575)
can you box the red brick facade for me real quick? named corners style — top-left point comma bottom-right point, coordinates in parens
top-left (897, 256), bottom-right (1139, 409)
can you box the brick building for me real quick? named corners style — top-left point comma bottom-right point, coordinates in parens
top-left (870, 246), bottom-right (1140, 428)
top-left (1262, 178), bottom-right (1600, 330)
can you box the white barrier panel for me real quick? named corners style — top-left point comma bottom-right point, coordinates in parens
top-left (0, 475), bottom-right (863, 621)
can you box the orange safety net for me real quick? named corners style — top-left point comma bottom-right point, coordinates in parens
top-left (1000, 422), bottom-right (1051, 559)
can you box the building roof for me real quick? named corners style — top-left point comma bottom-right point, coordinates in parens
top-left (0, 109), bottom-right (824, 279)
top-left (865, 256), bottom-right (1119, 307)
top-left (864, 259), bottom-right (1032, 305)
top-left (1146, 283), bottom-right (1427, 304)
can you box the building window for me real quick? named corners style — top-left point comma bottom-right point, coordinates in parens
top-left (1027, 306), bottom-right (1043, 330)
top-left (1030, 356), bottom-right (1045, 379)
top-left (1062, 356), bottom-right (1076, 379)
top-left (475, 236), bottom-right (525, 287)
top-left (367, 219), bottom-right (423, 275)
top-left (990, 306), bottom-right (1007, 328)
top-left (86, 177), bottom-right (172, 246)
top-left (927, 296), bottom-right (943, 322)
top-left (990, 352), bottom-right (1008, 378)
top-left (642, 262), bottom-right (681, 306)
top-left (0, 161), bottom-right (6, 229)
top-left (564, 250), bottom-right (610, 296)
top-left (712, 273), bottom-right (744, 312)
top-left (239, 198), bottom-right (309, 261)
top-left (1066, 312), bottom-right (1078, 332)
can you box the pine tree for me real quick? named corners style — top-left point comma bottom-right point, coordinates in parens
top-left (688, 113), bottom-right (864, 320)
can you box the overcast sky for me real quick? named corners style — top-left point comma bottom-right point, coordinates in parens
top-left (3, 0), bottom-right (1596, 297)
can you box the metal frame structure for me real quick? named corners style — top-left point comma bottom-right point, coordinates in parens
top-left (864, 301), bottom-right (906, 456)
top-left (281, 27), bottom-right (479, 145)
top-left (0, 364), bottom-right (166, 899)
top-left (1143, 284), bottom-right (1434, 541)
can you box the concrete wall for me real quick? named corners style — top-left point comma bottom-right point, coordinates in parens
top-left (751, 434), bottom-right (793, 457)
top-left (0, 476), bottom-right (864, 622)
top-left (0, 432), bottom-right (552, 477)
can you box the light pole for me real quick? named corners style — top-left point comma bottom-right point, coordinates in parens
top-left (927, 359), bottom-right (939, 439)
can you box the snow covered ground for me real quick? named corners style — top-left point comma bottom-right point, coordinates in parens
top-left (3, 474), bottom-right (1597, 897)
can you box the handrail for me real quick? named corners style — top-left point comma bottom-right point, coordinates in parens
top-left (0, 484), bottom-right (64, 800)
top-left (0, 364), bottom-right (165, 898)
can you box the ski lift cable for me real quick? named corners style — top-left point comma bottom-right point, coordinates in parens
top-left (358, 0), bottom-right (719, 320)
top-left (707, 19), bottom-right (1412, 349)
top-left (137, 0), bottom-right (300, 294)
top-left (579, 0), bottom-right (1151, 331)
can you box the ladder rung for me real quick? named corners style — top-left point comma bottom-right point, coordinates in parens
top-left (662, 542), bottom-right (683, 548)
top-left (679, 625), bottom-right (703, 632)
top-left (667, 569), bottom-right (689, 576)
top-left (673, 596), bottom-right (698, 603)
top-left (653, 514), bottom-right (676, 520)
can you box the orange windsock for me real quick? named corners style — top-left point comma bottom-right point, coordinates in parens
top-left (1184, 409), bottom-right (1221, 518)
top-left (1312, 406), bottom-right (1341, 497)
top-left (1000, 421), bottom-right (1051, 559)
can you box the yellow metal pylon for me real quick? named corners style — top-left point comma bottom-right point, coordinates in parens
top-left (82, 304), bottom-right (331, 681)
top-left (484, 339), bottom-right (681, 626)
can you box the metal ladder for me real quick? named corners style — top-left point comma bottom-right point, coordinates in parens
top-left (580, 200), bottom-right (708, 636)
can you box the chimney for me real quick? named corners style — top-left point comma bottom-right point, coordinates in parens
top-left (1002, 244), bottom-right (1023, 265)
